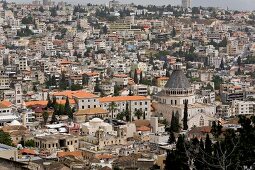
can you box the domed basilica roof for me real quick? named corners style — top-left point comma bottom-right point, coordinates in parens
top-left (164, 63), bottom-right (191, 89)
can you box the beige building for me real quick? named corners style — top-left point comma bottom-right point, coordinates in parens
top-left (0, 144), bottom-right (18, 161)
top-left (0, 75), bottom-right (10, 90)
top-left (156, 77), bottom-right (169, 87)
top-left (34, 134), bottom-right (79, 153)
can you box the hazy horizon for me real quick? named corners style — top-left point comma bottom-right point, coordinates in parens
top-left (9, 0), bottom-right (255, 11)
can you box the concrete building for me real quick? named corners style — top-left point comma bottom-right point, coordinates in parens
top-left (34, 134), bottom-right (79, 153)
top-left (182, 0), bottom-right (191, 8)
top-left (0, 144), bottom-right (18, 161)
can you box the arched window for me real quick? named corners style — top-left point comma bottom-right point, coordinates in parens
top-left (199, 116), bottom-right (204, 126)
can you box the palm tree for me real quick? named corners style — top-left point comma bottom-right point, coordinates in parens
top-left (134, 110), bottom-right (143, 120)
top-left (107, 101), bottom-right (118, 119)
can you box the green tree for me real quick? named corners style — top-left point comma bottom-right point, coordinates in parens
top-left (194, 139), bottom-right (205, 169)
top-left (52, 96), bottom-right (57, 108)
top-left (59, 72), bottom-right (67, 90)
top-left (171, 26), bottom-right (176, 37)
top-left (51, 110), bottom-right (58, 123)
top-left (114, 85), bottom-right (121, 96)
top-left (220, 58), bottom-right (224, 70)
top-left (164, 150), bottom-right (177, 170)
top-left (108, 102), bottom-right (118, 119)
top-left (21, 16), bottom-right (33, 24)
top-left (125, 102), bottom-right (130, 121)
top-left (116, 111), bottom-right (125, 120)
top-left (42, 112), bottom-right (49, 125)
top-left (170, 111), bottom-right (180, 133)
top-left (134, 109), bottom-right (143, 120)
top-left (71, 84), bottom-right (83, 91)
top-left (210, 121), bottom-right (222, 139)
top-left (24, 139), bottom-right (35, 147)
top-left (58, 104), bottom-right (65, 115)
top-left (39, 6), bottom-right (44, 13)
top-left (139, 71), bottom-right (143, 84)
top-left (183, 100), bottom-right (188, 130)
top-left (50, 7), bottom-right (57, 17)
top-left (46, 93), bottom-right (52, 108)
top-left (168, 131), bottom-right (176, 144)
top-left (94, 78), bottom-right (101, 93)
top-left (65, 98), bottom-right (73, 120)
top-left (134, 69), bottom-right (138, 84)
top-left (237, 56), bottom-right (241, 66)
top-left (212, 75), bottom-right (223, 90)
top-left (0, 130), bottom-right (13, 146)
top-left (205, 133), bottom-right (212, 159)
top-left (128, 88), bottom-right (133, 96)
top-left (51, 75), bottom-right (57, 87)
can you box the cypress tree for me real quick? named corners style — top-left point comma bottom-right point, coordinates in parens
top-left (194, 139), bottom-right (205, 170)
top-left (51, 110), bottom-right (57, 123)
top-left (65, 98), bottom-right (73, 120)
top-left (164, 150), bottom-right (177, 170)
top-left (128, 88), bottom-right (133, 96)
top-left (139, 71), bottom-right (143, 84)
top-left (46, 93), bottom-right (52, 108)
top-left (125, 102), bottom-right (130, 122)
top-left (210, 121), bottom-right (222, 138)
top-left (205, 133), bottom-right (212, 162)
top-left (134, 69), bottom-right (138, 84)
top-left (175, 135), bottom-right (189, 169)
top-left (94, 78), bottom-right (101, 93)
top-left (168, 131), bottom-right (176, 144)
top-left (51, 75), bottom-right (57, 87)
top-left (59, 72), bottom-right (67, 90)
top-left (172, 26), bottom-right (176, 37)
top-left (220, 58), bottom-right (224, 70)
top-left (58, 104), bottom-right (65, 115)
top-left (170, 111), bottom-right (180, 133)
top-left (183, 100), bottom-right (188, 130)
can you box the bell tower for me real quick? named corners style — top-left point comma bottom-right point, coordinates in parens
top-left (14, 83), bottom-right (23, 108)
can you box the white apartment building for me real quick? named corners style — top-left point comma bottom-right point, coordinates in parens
top-left (99, 96), bottom-right (151, 120)
top-left (131, 84), bottom-right (148, 96)
top-left (113, 74), bottom-right (129, 87)
top-left (231, 100), bottom-right (255, 115)
top-left (73, 92), bottom-right (100, 110)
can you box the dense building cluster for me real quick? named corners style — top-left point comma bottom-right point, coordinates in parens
top-left (0, 0), bottom-right (255, 169)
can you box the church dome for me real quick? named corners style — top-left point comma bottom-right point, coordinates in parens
top-left (164, 63), bottom-right (191, 89)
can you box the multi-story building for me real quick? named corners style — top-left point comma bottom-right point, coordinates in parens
top-left (113, 74), bottom-right (129, 87)
top-left (131, 84), bottom-right (148, 96)
top-left (182, 0), bottom-right (191, 8)
top-left (34, 134), bottom-right (79, 153)
top-left (0, 75), bottom-right (10, 90)
top-left (231, 100), bottom-right (255, 115)
top-left (156, 77), bottom-right (169, 87)
top-left (99, 96), bottom-right (151, 120)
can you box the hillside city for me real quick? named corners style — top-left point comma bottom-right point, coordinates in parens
top-left (0, 0), bottom-right (254, 169)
